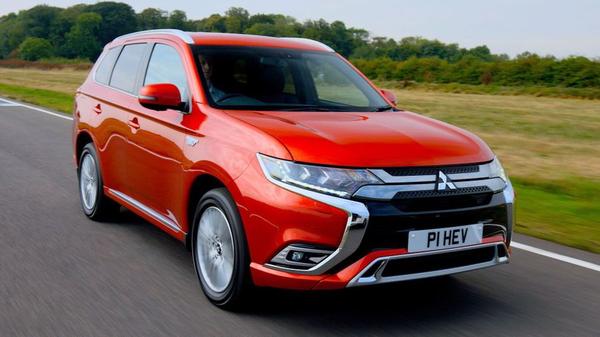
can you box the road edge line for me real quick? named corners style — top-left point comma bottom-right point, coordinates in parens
top-left (512, 241), bottom-right (600, 272)
top-left (1, 97), bottom-right (73, 121)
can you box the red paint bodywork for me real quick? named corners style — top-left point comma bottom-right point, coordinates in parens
top-left (73, 32), bottom-right (497, 289)
top-left (138, 83), bottom-right (183, 110)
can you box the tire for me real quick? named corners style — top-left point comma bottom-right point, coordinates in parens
top-left (78, 143), bottom-right (119, 220)
top-left (192, 188), bottom-right (252, 310)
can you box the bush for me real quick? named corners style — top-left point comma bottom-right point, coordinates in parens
top-left (351, 56), bottom-right (600, 88)
top-left (18, 37), bottom-right (54, 61)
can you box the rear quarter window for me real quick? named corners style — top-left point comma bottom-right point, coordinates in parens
top-left (94, 47), bottom-right (120, 85)
top-left (109, 43), bottom-right (147, 93)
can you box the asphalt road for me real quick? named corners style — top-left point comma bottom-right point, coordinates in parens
top-left (1, 99), bottom-right (599, 337)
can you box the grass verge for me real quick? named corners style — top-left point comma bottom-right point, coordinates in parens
top-left (513, 177), bottom-right (600, 253)
top-left (0, 83), bottom-right (73, 113)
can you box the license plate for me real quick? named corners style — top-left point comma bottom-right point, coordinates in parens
top-left (408, 224), bottom-right (483, 253)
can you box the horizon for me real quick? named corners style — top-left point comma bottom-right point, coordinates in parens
top-left (1, 0), bottom-right (599, 59)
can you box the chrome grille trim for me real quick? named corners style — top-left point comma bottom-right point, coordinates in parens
top-left (353, 178), bottom-right (506, 201)
top-left (369, 161), bottom-right (495, 184)
top-left (347, 242), bottom-right (509, 287)
top-left (355, 161), bottom-right (506, 201)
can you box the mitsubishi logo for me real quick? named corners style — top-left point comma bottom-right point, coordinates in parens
top-left (436, 171), bottom-right (456, 191)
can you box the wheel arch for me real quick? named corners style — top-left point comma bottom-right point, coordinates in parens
top-left (75, 130), bottom-right (95, 168)
top-left (185, 172), bottom-right (240, 249)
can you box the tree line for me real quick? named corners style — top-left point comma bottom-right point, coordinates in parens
top-left (1, 2), bottom-right (598, 88)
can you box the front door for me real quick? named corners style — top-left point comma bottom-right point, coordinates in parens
top-left (125, 42), bottom-right (193, 233)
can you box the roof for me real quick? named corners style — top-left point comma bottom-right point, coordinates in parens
top-left (113, 29), bottom-right (334, 52)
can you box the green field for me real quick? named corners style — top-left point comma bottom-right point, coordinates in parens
top-left (1, 66), bottom-right (599, 253)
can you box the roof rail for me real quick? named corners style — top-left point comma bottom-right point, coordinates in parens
top-left (280, 37), bottom-right (334, 52)
top-left (113, 29), bottom-right (194, 44)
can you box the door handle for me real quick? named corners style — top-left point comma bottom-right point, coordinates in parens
top-left (93, 104), bottom-right (102, 114)
top-left (128, 117), bottom-right (140, 129)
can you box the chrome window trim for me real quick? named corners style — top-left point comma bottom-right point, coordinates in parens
top-left (347, 242), bottom-right (509, 287)
top-left (114, 29), bottom-right (194, 44)
top-left (257, 153), bottom-right (369, 275)
top-left (353, 177), bottom-right (506, 201)
top-left (109, 188), bottom-right (182, 233)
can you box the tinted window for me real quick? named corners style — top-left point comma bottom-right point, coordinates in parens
top-left (110, 44), bottom-right (146, 93)
top-left (196, 47), bottom-right (388, 111)
top-left (144, 44), bottom-right (189, 103)
top-left (95, 47), bottom-right (120, 85)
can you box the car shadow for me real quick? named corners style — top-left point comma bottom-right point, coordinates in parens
top-left (239, 275), bottom-right (510, 332)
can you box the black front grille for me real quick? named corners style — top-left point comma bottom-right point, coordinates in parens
top-left (392, 190), bottom-right (493, 212)
top-left (393, 186), bottom-right (491, 199)
top-left (381, 246), bottom-right (496, 277)
top-left (358, 203), bottom-right (508, 252)
top-left (384, 164), bottom-right (480, 176)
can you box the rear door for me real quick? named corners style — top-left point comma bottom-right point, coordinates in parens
top-left (101, 43), bottom-right (150, 196)
top-left (124, 42), bottom-right (192, 233)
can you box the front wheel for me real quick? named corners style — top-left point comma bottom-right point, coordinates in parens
top-left (192, 188), bottom-right (252, 310)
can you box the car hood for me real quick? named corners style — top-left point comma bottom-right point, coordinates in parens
top-left (227, 110), bottom-right (494, 167)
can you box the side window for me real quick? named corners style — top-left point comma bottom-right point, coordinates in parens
top-left (144, 44), bottom-right (189, 103)
top-left (95, 47), bottom-right (120, 85)
top-left (109, 43), bottom-right (146, 93)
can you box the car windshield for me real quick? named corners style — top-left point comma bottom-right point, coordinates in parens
top-left (194, 46), bottom-right (390, 111)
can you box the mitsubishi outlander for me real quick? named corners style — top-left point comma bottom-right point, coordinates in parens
top-left (73, 29), bottom-right (514, 309)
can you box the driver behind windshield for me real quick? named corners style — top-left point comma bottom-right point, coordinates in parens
top-left (196, 46), bottom-right (389, 111)
top-left (198, 54), bottom-right (227, 102)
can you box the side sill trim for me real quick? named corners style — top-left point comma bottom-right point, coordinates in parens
top-left (108, 188), bottom-right (182, 233)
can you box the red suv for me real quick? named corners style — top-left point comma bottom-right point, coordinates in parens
top-left (73, 29), bottom-right (514, 309)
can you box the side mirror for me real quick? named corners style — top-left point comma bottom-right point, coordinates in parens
top-left (380, 89), bottom-right (397, 106)
top-left (138, 83), bottom-right (183, 111)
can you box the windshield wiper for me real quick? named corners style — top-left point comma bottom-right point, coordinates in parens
top-left (276, 105), bottom-right (348, 112)
top-left (372, 105), bottom-right (395, 112)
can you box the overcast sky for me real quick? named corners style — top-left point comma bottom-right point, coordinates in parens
top-left (2, 0), bottom-right (599, 58)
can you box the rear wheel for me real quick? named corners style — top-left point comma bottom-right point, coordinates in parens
top-left (192, 188), bottom-right (252, 310)
top-left (78, 143), bottom-right (119, 220)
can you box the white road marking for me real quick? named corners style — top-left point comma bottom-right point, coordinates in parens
top-left (512, 241), bottom-right (600, 272)
top-left (0, 98), bottom-right (20, 106)
top-left (3, 97), bottom-right (600, 273)
top-left (0, 97), bottom-right (73, 121)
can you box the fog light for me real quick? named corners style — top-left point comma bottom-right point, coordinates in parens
top-left (269, 244), bottom-right (334, 270)
top-left (291, 251), bottom-right (304, 262)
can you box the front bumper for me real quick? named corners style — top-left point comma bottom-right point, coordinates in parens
top-left (242, 160), bottom-right (514, 290)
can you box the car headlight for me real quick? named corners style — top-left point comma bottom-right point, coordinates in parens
top-left (489, 157), bottom-right (508, 182)
top-left (257, 154), bottom-right (382, 198)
